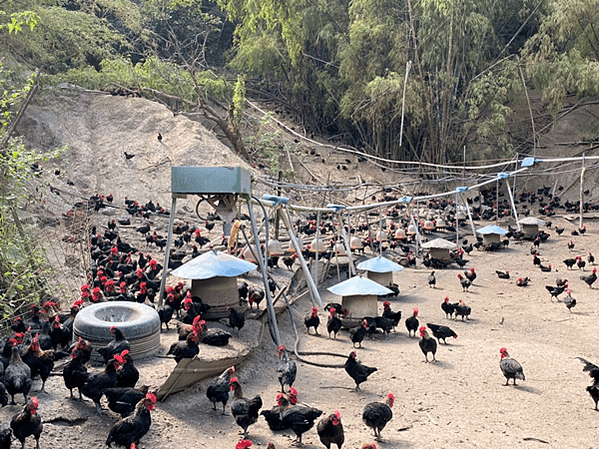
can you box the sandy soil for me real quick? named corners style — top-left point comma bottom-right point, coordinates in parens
top-left (5, 91), bottom-right (599, 449)
top-left (2, 219), bottom-right (599, 449)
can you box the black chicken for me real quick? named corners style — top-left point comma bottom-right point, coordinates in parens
top-left (167, 331), bottom-right (199, 363)
top-left (115, 350), bottom-right (139, 388)
top-left (580, 267), bottom-right (598, 288)
top-left (206, 366), bottom-right (235, 414)
top-left (97, 326), bottom-right (130, 364)
top-left (344, 351), bottom-right (377, 391)
top-left (427, 270), bottom-right (436, 288)
top-left (326, 307), bottom-right (342, 339)
top-left (10, 397), bottom-right (42, 449)
top-left (457, 273), bottom-right (471, 292)
top-left (499, 347), bottom-right (525, 385)
top-left (80, 358), bottom-right (120, 415)
top-left (382, 302), bottom-right (401, 329)
top-left (277, 345), bottom-right (297, 393)
top-left (104, 385), bottom-right (149, 417)
top-left (441, 296), bottom-right (454, 319)
top-left (227, 307), bottom-right (246, 335)
top-left (546, 284), bottom-right (566, 300)
top-left (106, 392), bottom-right (156, 448)
top-left (349, 320), bottom-right (368, 348)
top-left (304, 307), bottom-right (320, 335)
top-left (317, 411), bottom-right (344, 449)
top-left (453, 300), bottom-right (471, 320)
top-left (426, 323), bottom-right (458, 344)
top-left (4, 346), bottom-right (32, 405)
top-left (516, 277), bottom-right (531, 287)
top-left (280, 396), bottom-right (323, 445)
top-left (419, 327), bottom-right (437, 363)
top-left (405, 308), bottom-right (419, 337)
top-left (261, 393), bottom-right (291, 431)
top-left (495, 269), bottom-right (510, 279)
top-left (562, 289), bottom-right (577, 312)
top-left (362, 393), bottom-right (394, 441)
top-left (0, 428), bottom-right (10, 449)
top-left (229, 377), bottom-right (263, 438)
top-left (575, 357), bottom-right (599, 410)
top-left (156, 304), bottom-right (174, 331)
top-left (63, 349), bottom-right (88, 401)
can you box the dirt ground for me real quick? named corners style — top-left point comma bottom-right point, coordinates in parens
top-left (2, 219), bottom-right (599, 449)
top-left (5, 91), bottom-right (599, 449)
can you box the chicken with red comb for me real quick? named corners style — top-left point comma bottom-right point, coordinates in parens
top-left (499, 347), bottom-right (525, 386)
top-left (317, 410), bottom-right (345, 449)
top-left (363, 393), bottom-right (394, 441)
top-left (405, 308), bottom-right (419, 337)
top-left (10, 396), bottom-right (42, 449)
top-left (304, 307), bottom-right (320, 335)
top-left (106, 391), bottom-right (156, 448)
top-left (236, 439), bottom-right (252, 449)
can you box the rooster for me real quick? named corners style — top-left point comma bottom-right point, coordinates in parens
top-left (577, 255), bottom-right (586, 270)
top-left (464, 267), bottom-right (476, 283)
top-left (22, 333), bottom-right (66, 393)
top-left (326, 307), bottom-right (342, 339)
top-left (167, 330), bottom-right (199, 363)
top-left (418, 327), bottom-right (437, 363)
top-left (575, 357), bottom-right (599, 410)
top-left (382, 302), bottom-right (401, 329)
top-left (441, 296), bottom-right (454, 319)
top-left (426, 323), bottom-right (458, 344)
top-left (495, 269), bottom-right (510, 279)
top-left (545, 284), bottom-right (567, 301)
top-left (106, 392), bottom-right (156, 448)
top-left (304, 307), bottom-right (320, 335)
top-left (427, 271), bottom-right (436, 288)
top-left (206, 366), bottom-right (235, 414)
top-left (228, 307), bottom-right (246, 335)
top-left (280, 388), bottom-right (323, 444)
top-left (580, 267), bottom-right (598, 288)
top-left (453, 300), bottom-right (471, 320)
top-left (283, 253), bottom-right (298, 270)
top-left (229, 377), bottom-right (263, 438)
top-left (344, 351), bottom-right (377, 391)
top-left (405, 308), bottom-right (419, 337)
top-left (516, 277), bottom-right (530, 287)
top-left (349, 320), bottom-right (368, 348)
top-left (499, 347), bottom-right (525, 386)
top-left (97, 326), bottom-right (130, 365)
top-left (317, 411), bottom-right (344, 449)
top-left (562, 289), bottom-right (577, 312)
top-left (81, 358), bottom-right (120, 416)
top-left (362, 393), bottom-right (394, 441)
top-left (568, 240), bottom-right (575, 251)
top-left (104, 385), bottom-right (149, 418)
top-left (276, 346), bottom-right (297, 393)
top-left (10, 397), bottom-right (42, 449)
top-left (457, 273), bottom-right (471, 292)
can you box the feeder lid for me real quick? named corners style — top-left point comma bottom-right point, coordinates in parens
top-left (421, 238), bottom-right (456, 249)
top-left (356, 256), bottom-right (404, 273)
top-left (350, 236), bottom-right (363, 249)
top-left (268, 239), bottom-right (284, 256)
top-left (171, 250), bottom-right (257, 280)
top-left (519, 217), bottom-right (545, 226)
top-left (327, 275), bottom-right (393, 296)
top-left (476, 224), bottom-right (508, 235)
top-left (334, 242), bottom-right (347, 256)
top-left (394, 228), bottom-right (406, 239)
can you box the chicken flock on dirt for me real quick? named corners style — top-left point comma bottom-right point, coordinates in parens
top-left (2, 180), bottom-right (599, 448)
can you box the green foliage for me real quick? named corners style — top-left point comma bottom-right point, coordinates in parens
top-left (523, 0), bottom-right (599, 116)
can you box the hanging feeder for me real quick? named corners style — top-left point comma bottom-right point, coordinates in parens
top-left (268, 239), bottom-right (284, 256)
top-left (394, 228), bottom-right (407, 240)
top-left (350, 236), bottom-right (363, 250)
top-left (171, 250), bottom-right (257, 320)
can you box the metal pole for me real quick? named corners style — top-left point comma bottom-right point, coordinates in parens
top-left (338, 212), bottom-right (356, 277)
top-left (460, 193), bottom-right (477, 237)
top-left (281, 206), bottom-right (323, 307)
top-left (580, 154), bottom-right (586, 229)
top-left (246, 197), bottom-right (282, 346)
top-left (505, 178), bottom-right (521, 231)
top-left (158, 196), bottom-right (177, 307)
top-left (455, 190), bottom-right (460, 244)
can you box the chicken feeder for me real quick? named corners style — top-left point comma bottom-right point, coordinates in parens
top-left (519, 217), bottom-right (544, 239)
top-left (171, 250), bottom-right (257, 320)
top-left (356, 256), bottom-right (404, 288)
top-left (73, 301), bottom-right (161, 364)
top-left (421, 238), bottom-right (456, 262)
top-left (328, 276), bottom-right (393, 328)
top-left (477, 224), bottom-right (507, 245)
